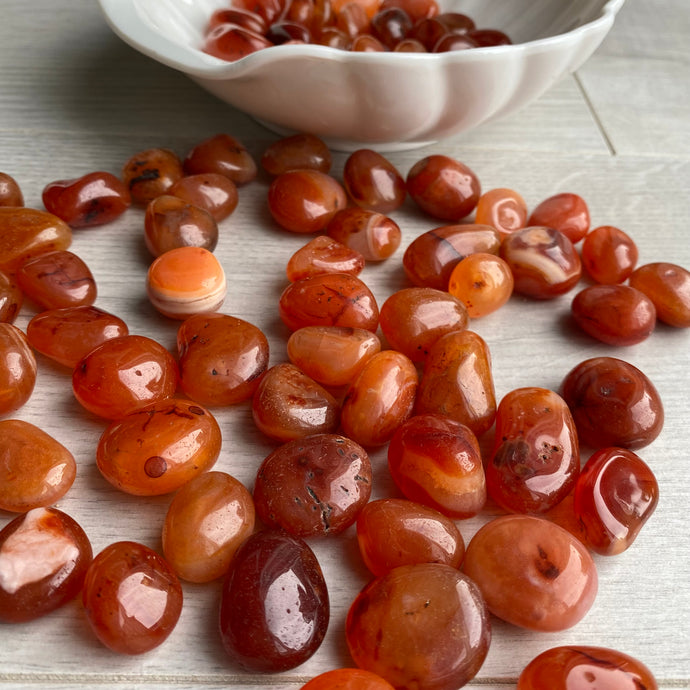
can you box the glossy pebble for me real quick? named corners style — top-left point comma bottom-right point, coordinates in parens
top-left (0, 323), bottom-right (37, 416)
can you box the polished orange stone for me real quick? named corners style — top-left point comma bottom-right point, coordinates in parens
top-left (261, 133), bottom-right (332, 176)
top-left (0, 207), bottom-right (72, 274)
top-left (629, 261), bottom-right (690, 328)
top-left (177, 312), bottom-right (269, 406)
top-left (168, 172), bottom-right (239, 221)
top-left (121, 147), bottom-right (184, 205)
top-left (326, 207), bottom-right (401, 261)
top-left (162, 470), bottom-right (255, 582)
top-left (16, 249), bottom-right (97, 310)
top-left (0, 172), bottom-right (24, 207)
top-left (285, 235), bottom-right (365, 282)
top-left (340, 350), bottom-right (418, 447)
top-left (97, 398), bottom-right (221, 496)
top-left (343, 148), bottom-right (406, 214)
top-left (463, 515), bottom-right (598, 631)
top-left (356, 498), bottom-right (465, 576)
top-left (82, 541), bottom-right (183, 654)
top-left (26, 305), bottom-right (129, 369)
top-left (527, 192), bottom-right (590, 244)
top-left (0, 507), bottom-right (92, 623)
top-left (0, 322), bottom-right (37, 416)
top-left (0, 269), bottom-right (22, 323)
top-left (300, 668), bottom-right (395, 689)
top-left (474, 187), bottom-right (528, 239)
top-left (72, 334), bottom-right (179, 420)
top-left (379, 287), bottom-right (469, 362)
top-left (517, 645), bottom-right (658, 689)
top-left (286, 325), bottom-right (381, 387)
top-left (147, 246), bottom-right (226, 319)
top-left (415, 329), bottom-right (496, 437)
top-left (388, 413), bottom-right (486, 518)
top-left (0, 420), bottom-right (76, 512)
top-left (252, 363), bottom-right (340, 442)
top-left (183, 133), bottom-right (258, 186)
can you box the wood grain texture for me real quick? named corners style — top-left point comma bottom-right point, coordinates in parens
top-left (1, 0), bottom-right (689, 687)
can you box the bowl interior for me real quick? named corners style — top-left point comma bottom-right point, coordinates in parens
top-left (134, 0), bottom-right (618, 53)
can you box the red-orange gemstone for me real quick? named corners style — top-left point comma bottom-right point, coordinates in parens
top-left (26, 305), bottom-right (128, 368)
top-left (300, 668), bottom-right (395, 690)
top-left (253, 433), bottom-right (372, 537)
top-left (279, 272), bottom-right (379, 332)
top-left (343, 149), bottom-right (406, 213)
top-left (356, 498), bottom-right (465, 575)
top-left (72, 334), bottom-right (179, 420)
top-left (581, 225), bottom-right (638, 284)
top-left (286, 235), bottom-right (365, 281)
top-left (169, 173), bottom-right (239, 222)
top-left (629, 261), bottom-right (690, 328)
top-left (486, 387), bottom-right (579, 514)
top-left (388, 413), bottom-right (486, 518)
top-left (16, 249), bottom-right (96, 310)
top-left (122, 147), bottom-right (184, 205)
top-left (0, 322), bottom-right (37, 416)
top-left (41, 171), bottom-right (131, 228)
top-left (517, 645), bottom-right (658, 689)
top-left (162, 470), bottom-right (255, 582)
top-left (463, 514), bottom-right (598, 631)
top-left (261, 133), bottom-right (332, 176)
top-left (97, 398), bottom-right (221, 496)
top-left (415, 329), bottom-right (496, 437)
top-left (183, 133), bottom-right (258, 185)
top-left (527, 192), bottom-right (590, 244)
top-left (474, 187), bottom-right (528, 239)
top-left (0, 507), bottom-right (92, 623)
top-left (82, 541), bottom-right (183, 654)
top-left (0, 172), bottom-right (24, 207)
top-left (0, 207), bottom-right (72, 274)
top-left (326, 207), bottom-right (401, 261)
top-left (340, 350), bottom-right (418, 447)
top-left (0, 270), bottom-right (22, 323)
top-left (0, 420), bottom-right (76, 512)
top-left (286, 325), bottom-right (381, 387)
top-left (177, 312), bottom-right (269, 406)
top-left (402, 223), bottom-right (501, 291)
top-left (252, 363), bottom-right (340, 442)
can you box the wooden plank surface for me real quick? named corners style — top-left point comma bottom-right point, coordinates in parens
top-left (1, 0), bottom-right (689, 687)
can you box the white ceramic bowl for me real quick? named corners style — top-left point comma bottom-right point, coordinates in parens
top-left (98, 0), bottom-right (625, 150)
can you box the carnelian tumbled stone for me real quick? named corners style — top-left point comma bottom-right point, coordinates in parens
top-left (581, 225), bottom-right (638, 284)
top-left (41, 171), bottom-right (131, 228)
top-left (629, 261), bottom-right (690, 328)
top-left (0, 507), bottom-right (92, 623)
top-left (286, 236), bottom-right (365, 282)
top-left (406, 154), bottom-right (481, 221)
top-left (219, 529), bottom-right (330, 672)
top-left (254, 433), bottom-right (371, 538)
top-left (26, 305), bottom-right (129, 368)
top-left (0, 270), bottom-right (22, 323)
top-left (561, 357), bottom-right (664, 450)
top-left (144, 195), bottom-right (219, 256)
top-left (402, 223), bottom-right (501, 291)
top-left (162, 470), bottom-right (255, 583)
top-left (268, 169), bottom-right (348, 233)
top-left (16, 249), bottom-right (97, 310)
top-left (346, 563), bottom-right (491, 690)
top-left (326, 207), bottom-right (401, 261)
top-left (517, 645), bottom-right (658, 689)
top-left (287, 325), bottom-right (381, 387)
top-left (486, 387), bottom-right (579, 514)
top-left (0, 172), bottom-right (24, 207)
top-left (121, 147), bottom-right (184, 205)
top-left (0, 322), bottom-right (37, 416)
top-left (279, 272), bottom-right (379, 332)
top-left (168, 173), bottom-right (239, 221)
top-left (0, 207), bottom-right (72, 274)
top-left (474, 187), bottom-right (528, 238)
top-left (177, 312), bottom-right (269, 406)
top-left (340, 350), bottom-right (418, 447)
top-left (574, 447), bottom-right (659, 555)
top-left (82, 541), bottom-right (183, 654)
top-left (97, 398), bottom-right (221, 496)
top-left (415, 329), bottom-right (496, 437)
top-left (378, 287), bottom-right (469, 362)
top-left (571, 284), bottom-right (656, 346)
top-left (301, 668), bottom-right (395, 690)
top-left (0, 420), bottom-right (76, 512)
top-left (72, 334), bottom-right (179, 420)
top-left (388, 413), bottom-right (486, 518)
top-left (147, 246), bottom-right (227, 319)
top-left (343, 149), bottom-right (406, 213)
top-left (500, 226), bottom-right (582, 299)
top-left (252, 363), bottom-right (340, 442)
top-left (463, 515), bottom-right (598, 631)
top-left (356, 498), bottom-right (465, 576)
top-left (527, 192), bottom-right (590, 244)
top-left (203, 23), bottom-right (274, 62)
top-left (183, 133), bottom-right (258, 185)
top-left (261, 133), bottom-right (332, 176)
